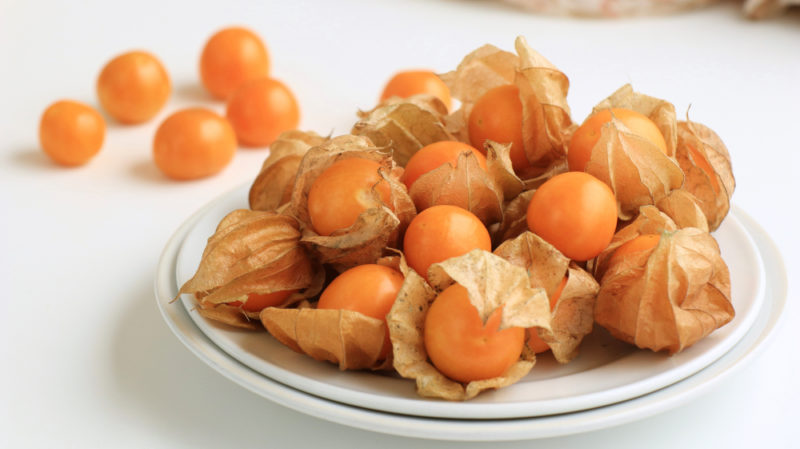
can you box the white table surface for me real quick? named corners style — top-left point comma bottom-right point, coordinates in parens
top-left (1, 1), bottom-right (798, 447)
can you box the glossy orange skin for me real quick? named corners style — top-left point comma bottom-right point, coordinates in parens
top-left (39, 100), bottom-right (105, 167)
top-left (468, 84), bottom-right (529, 173)
top-left (403, 205), bottom-right (491, 279)
top-left (608, 234), bottom-right (661, 266)
top-left (568, 108), bottom-right (667, 172)
top-left (152, 108), bottom-right (236, 180)
top-left (526, 172), bottom-right (617, 261)
top-left (380, 70), bottom-right (451, 110)
top-left (318, 264), bottom-right (405, 359)
top-left (96, 51), bottom-right (171, 124)
top-left (226, 77), bottom-right (300, 147)
top-left (230, 290), bottom-right (294, 312)
top-left (401, 141), bottom-right (487, 190)
top-left (527, 276), bottom-right (567, 354)
top-left (307, 158), bottom-right (393, 236)
top-left (200, 27), bottom-right (270, 100)
top-left (424, 284), bottom-right (525, 383)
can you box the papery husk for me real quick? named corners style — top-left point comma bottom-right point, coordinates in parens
top-left (591, 206), bottom-right (678, 281)
top-left (594, 225), bottom-right (734, 355)
top-left (494, 189), bottom-right (535, 245)
top-left (285, 135), bottom-right (416, 271)
top-left (484, 140), bottom-right (568, 200)
top-left (249, 130), bottom-right (328, 211)
top-left (675, 120), bottom-right (735, 231)
top-left (656, 189), bottom-right (709, 232)
top-left (260, 307), bottom-right (389, 370)
top-left (494, 232), bottom-right (599, 363)
top-left (584, 85), bottom-right (684, 221)
top-left (177, 210), bottom-right (323, 329)
top-left (409, 150), bottom-right (503, 225)
top-left (441, 36), bottom-right (572, 179)
top-left (351, 95), bottom-right (453, 166)
top-left (388, 250), bottom-right (551, 400)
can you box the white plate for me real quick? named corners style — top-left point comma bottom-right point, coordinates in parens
top-left (170, 183), bottom-right (766, 420)
top-left (155, 193), bottom-right (787, 440)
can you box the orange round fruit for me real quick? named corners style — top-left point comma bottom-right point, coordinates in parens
top-left (468, 84), bottom-right (528, 172)
top-left (403, 205), bottom-right (491, 279)
top-left (608, 234), bottom-right (661, 266)
top-left (318, 264), bottom-right (405, 359)
top-left (526, 172), bottom-right (617, 261)
top-left (568, 108), bottom-right (667, 172)
top-left (380, 70), bottom-right (451, 110)
top-left (307, 158), bottom-right (393, 236)
top-left (401, 140), bottom-right (487, 190)
top-left (39, 100), bottom-right (105, 167)
top-left (226, 77), bottom-right (300, 147)
top-left (200, 27), bottom-right (270, 100)
top-left (424, 283), bottom-right (525, 383)
top-left (152, 108), bottom-right (236, 180)
top-left (96, 51), bottom-right (171, 124)
top-left (231, 290), bottom-right (294, 312)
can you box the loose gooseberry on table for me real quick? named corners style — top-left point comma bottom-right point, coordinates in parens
top-left (225, 77), bottom-right (300, 147)
top-left (380, 70), bottom-right (452, 110)
top-left (200, 26), bottom-right (270, 100)
top-left (568, 108), bottom-right (667, 172)
top-left (424, 283), bottom-right (525, 383)
top-left (96, 50), bottom-right (171, 124)
top-left (526, 171), bottom-right (618, 262)
top-left (317, 264), bottom-right (405, 359)
top-left (468, 84), bottom-right (529, 173)
top-left (152, 108), bottom-right (237, 181)
top-left (39, 100), bottom-right (106, 167)
top-left (402, 205), bottom-right (491, 279)
top-left (401, 140), bottom-right (487, 190)
top-left (307, 158), bottom-right (394, 236)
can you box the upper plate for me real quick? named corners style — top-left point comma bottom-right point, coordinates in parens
top-left (172, 183), bottom-right (765, 420)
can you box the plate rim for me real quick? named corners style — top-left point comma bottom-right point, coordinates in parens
top-left (155, 199), bottom-right (788, 441)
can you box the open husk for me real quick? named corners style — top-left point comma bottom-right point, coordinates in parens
top-left (441, 36), bottom-right (573, 180)
top-left (285, 135), bottom-right (416, 271)
top-left (249, 130), bottom-right (328, 212)
top-left (177, 210), bottom-right (323, 329)
top-left (387, 250), bottom-right (551, 400)
top-left (260, 256), bottom-right (405, 371)
top-left (593, 207), bottom-right (734, 354)
top-left (351, 95), bottom-right (453, 166)
top-left (494, 232), bottom-right (599, 363)
top-left (675, 120), bottom-right (735, 230)
top-left (494, 189), bottom-right (534, 244)
top-left (583, 84), bottom-right (684, 221)
top-left (408, 149), bottom-right (503, 225)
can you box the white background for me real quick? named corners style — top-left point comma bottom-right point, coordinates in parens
top-left (1, 0), bottom-right (798, 447)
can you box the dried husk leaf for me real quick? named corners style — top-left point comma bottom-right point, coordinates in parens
top-left (584, 85), bottom-right (684, 220)
top-left (656, 189), bottom-right (709, 232)
top-left (441, 36), bottom-right (572, 179)
top-left (249, 130), bottom-right (328, 211)
top-left (177, 210), bottom-right (322, 329)
top-left (285, 135), bottom-right (416, 271)
top-left (260, 308), bottom-right (387, 370)
top-left (409, 150), bottom-right (503, 225)
top-left (494, 189), bottom-right (535, 244)
top-left (594, 226), bottom-right (734, 355)
top-left (494, 232), bottom-right (599, 363)
top-left (387, 250), bottom-right (550, 400)
top-left (592, 205), bottom-right (678, 281)
top-left (351, 95), bottom-right (453, 166)
top-left (675, 120), bottom-right (735, 230)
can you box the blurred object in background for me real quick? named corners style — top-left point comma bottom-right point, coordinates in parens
top-left (503, 0), bottom-right (798, 18)
top-left (744, 0), bottom-right (800, 18)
